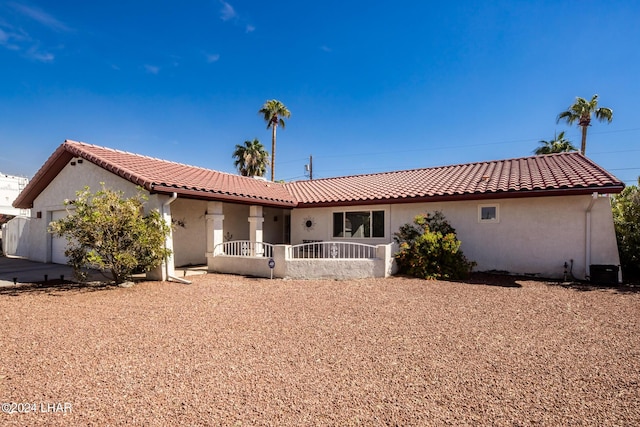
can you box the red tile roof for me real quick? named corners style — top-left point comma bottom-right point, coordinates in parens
top-left (13, 140), bottom-right (297, 208)
top-left (14, 140), bottom-right (624, 209)
top-left (286, 152), bottom-right (624, 207)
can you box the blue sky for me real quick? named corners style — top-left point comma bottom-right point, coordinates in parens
top-left (0, 1), bottom-right (638, 185)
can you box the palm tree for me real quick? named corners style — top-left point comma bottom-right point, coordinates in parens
top-left (259, 99), bottom-right (291, 181)
top-left (232, 138), bottom-right (269, 177)
top-left (534, 131), bottom-right (577, 155)
top-left (556, 94), bottom-right (613, 155)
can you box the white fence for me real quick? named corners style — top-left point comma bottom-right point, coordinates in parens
top-left (215, 240), bottom-right (274, 257)
top-left (289, 241), bottom-right (377, 259)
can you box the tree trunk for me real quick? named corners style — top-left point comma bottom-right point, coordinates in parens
top-left (581, 125), bottom-right (588, 155)
top-left (271, 125), bottom-right (277, 181)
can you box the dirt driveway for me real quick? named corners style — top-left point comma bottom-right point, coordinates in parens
top-left (1, 274), bottom-right (639, 426)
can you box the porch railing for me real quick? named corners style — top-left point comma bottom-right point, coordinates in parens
top-left (289, 241), bottom-right (377, 259)
top-left (216, 240), bottom-right (273, 257)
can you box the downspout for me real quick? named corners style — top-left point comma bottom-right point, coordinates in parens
top-left (584, 192), bottom-right (598, 280)
top-left (162, 192), bottom-right (191, 284)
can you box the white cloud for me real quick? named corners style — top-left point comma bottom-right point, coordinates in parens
top-left (26, 46), bottom-right (54, 62)
top-left (0, 24), bottom-right (28, 50)
top-left (0, 4), bottom-right (69, 62)
top-left (219, 1), bottom-right (254, 32)
top-left (219, 1), bottom-right (236, 21)
top-left (206, 53), bottom-right (220, 63)
top-left (8, 2), bottom-right (72, 32)
top-left (144, 64), bottom-right (160, 74)
top-left (320, 45), bottom-right (332, 52)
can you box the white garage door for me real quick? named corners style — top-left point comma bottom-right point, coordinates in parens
top-left (51, 210), bottom-right (69, 264)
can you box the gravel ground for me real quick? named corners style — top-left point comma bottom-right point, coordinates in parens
top-left (1, 273), bottom-right (639, 426)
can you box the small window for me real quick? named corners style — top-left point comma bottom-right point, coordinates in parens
top-left (478, 204), bottom-right (499, 223)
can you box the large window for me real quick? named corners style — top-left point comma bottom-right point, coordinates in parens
top-left (333, 210), bottom-right (384, 238)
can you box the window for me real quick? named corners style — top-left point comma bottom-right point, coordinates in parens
top-left (333, 210), bottom-right (385, 238)
top-left (478, 204), bottom-right (499, 223)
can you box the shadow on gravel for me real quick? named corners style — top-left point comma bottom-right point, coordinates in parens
top-left (0, 279), bottom-right (117, 296)
top-left (462, 273), bottom-right (524, 288)
top-left (549, 281), bottom-right (640, 294)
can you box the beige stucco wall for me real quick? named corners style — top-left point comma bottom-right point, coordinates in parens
top-left (221, 203), bottom-right (250, 241)
top-left (291, 205), bottom-right (391, 246)
top-left (170, 198), bottom-right (207, 266)
top-left (292, 195), bottom-right (620, 280)
top-left (263, 206), bottom-right (288, 244)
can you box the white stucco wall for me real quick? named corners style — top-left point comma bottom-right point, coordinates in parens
top-left (28, 159), bottom-right (141, 263)
top-left (209, 243), bottom-right (396, 279)
top-left (292, 195), bottom-right (621, 280)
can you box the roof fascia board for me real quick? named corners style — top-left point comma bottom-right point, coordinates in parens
top-left (150, 185), bottom-right (297, 208)
top-left (294, 185), bottom-right (626, 208)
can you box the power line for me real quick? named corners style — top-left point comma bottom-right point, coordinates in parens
top-left (277, 127), bottom-right (640, 181)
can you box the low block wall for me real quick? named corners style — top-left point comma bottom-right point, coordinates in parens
top-left (206, 243), bottom-right (397, 279)
top-left (207, 255), bottom-right (274, 278)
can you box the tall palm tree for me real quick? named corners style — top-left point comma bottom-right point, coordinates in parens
top-left (556, 94), bottom-right (613, 155)
top-left (534, 131), bottom-right (577, 155)
top-left (232, 138), bottom-right (269, 177)
top-left (259, 99), bottom-right (291, 181)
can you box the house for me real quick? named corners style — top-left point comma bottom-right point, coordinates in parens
top-left (1, 172), bottom-right (29, 219)
top-left (0, 172), bottom-right (30, 255)
top-left (10, 140), bottom-right (624, 281)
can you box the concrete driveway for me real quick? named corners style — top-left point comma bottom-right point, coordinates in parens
top-left (0, 256), bottom-right (101, 287)
top-left (0, 256), bottom-right (207, 287)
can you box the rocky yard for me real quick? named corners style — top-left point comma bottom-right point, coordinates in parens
top-left (1, 273), bottom-right (639, 426)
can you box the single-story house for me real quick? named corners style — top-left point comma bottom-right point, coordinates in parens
top-left (10, 140), bottom-right (624, 281)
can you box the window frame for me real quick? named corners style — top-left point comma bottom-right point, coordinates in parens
top-left (332, 209), bottom-right (385, 239)
top-left (478, 204), bottom-right (500, 223)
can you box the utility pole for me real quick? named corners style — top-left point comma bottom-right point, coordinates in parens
top-left (305, 155), bottom-right (313, 180)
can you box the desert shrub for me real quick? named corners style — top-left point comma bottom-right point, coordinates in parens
top-left (612, 178), bottom-right (640, 281)
top-left (393, 211), bottom-right (475, 280)
top-left (48, 185), bottom-right (171, 284)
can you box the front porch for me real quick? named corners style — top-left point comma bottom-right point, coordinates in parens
top-left (207, 240), bottom-right (397, 279)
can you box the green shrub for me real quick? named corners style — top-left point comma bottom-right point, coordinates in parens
top-left (612, 178), bottom-right (640, 281)
top-left (393, 211), bottom-right (475, 280)
top-left (48, 185), bottom-right (172, 284)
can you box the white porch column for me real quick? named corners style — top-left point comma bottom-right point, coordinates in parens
top-left (248, 205), bottom-right (264, 255)
top-left (206, 201), bottom-right (224, 258)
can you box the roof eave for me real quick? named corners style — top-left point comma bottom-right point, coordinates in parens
top-left (151, 185), bottom-right (297, 208)
top-left (12, 146), bottom-right (74, 209)
top-left (294, 185), bottom-right (626, 208)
